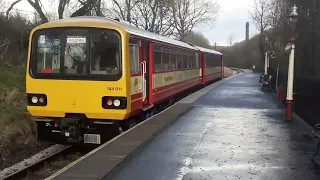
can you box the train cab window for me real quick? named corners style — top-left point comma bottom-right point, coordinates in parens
top-left (64, 35), bottom-right (87, 75)
top-left (31, 28), bottom-right (122, 81)
top-left (129, 43), bottom-right (140, 74)
top-left (89, 30), bottom-right (121, 75)
top-left (36, 33), bottom-right (61, 74)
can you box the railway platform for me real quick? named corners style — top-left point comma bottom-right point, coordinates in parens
top-left (47, 73), bottom-right (320, 180)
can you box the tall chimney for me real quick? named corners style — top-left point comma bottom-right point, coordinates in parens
top-left (246, 22), bottom-right (249, 42)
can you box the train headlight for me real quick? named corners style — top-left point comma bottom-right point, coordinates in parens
top-left (102, 96), bottom-right (127, 109)
top-left (113, 99), bottom-right (121, 107)
top-left (31, 96), bottom-right (39, 104)
top-left (27, 94), bottom-right (47, 106)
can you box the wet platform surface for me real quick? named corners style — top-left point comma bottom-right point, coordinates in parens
top-left (112, 73), bottom-right (320, 180)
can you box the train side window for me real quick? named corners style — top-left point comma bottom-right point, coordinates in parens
top-left (195, 53), bottom-right (199, 68)
top-left (130, 43), bottom-right (140, 74)
top-left (205, 54), bottom-right (211, 67)
top-left (215, 55), bottom-right (220, 67)
top-left (188, 55), bottom-right (193, 68)
top-left (204, 54), bottom-right (208, 67)
top-left (171, 54), bottom-right (177, 70)
top-left (206, 54), bottom-right (216, 67)
top-left (183, 55), bottom-right (189, 69)
top-left (163, 52), bottom-right (170, 71)
top-left (205, 54), bottom-right (208, 67)
top-left (154, 51), bottom-right (162, 72)
top-left (177, 54), bottom-right (183, 69)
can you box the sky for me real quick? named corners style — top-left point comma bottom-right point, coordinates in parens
top-left (194, 0), bottom-right (259, 46)
top-left (5, 0), bottom-right (259, 47)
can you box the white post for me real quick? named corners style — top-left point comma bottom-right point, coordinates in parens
top-left (264, 51), bottom-right (268, 75)
top-left (286, 43), bottom-right (295, 120)
top-left (286, 43), bottom-right (295, 101)
top-left (276, 64), bottom-right (279, 91)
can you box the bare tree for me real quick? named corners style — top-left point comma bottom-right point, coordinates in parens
top-left (26, 0), bottom-right (49, 23)
top-left (70, 0), bottom-right (97, 17)
top-left (6, 0), bottom-right (98, 23)
top-left (6, 0), bottom-right (22, 18)
top-left (170, 0), bottom-right (219, 41)
top-left (130, 0), bottom-right (173, 35)
top-left (227, 33), bottom-right (234, 47)
top-left (58, 0), bottom-right (70, 19)
top-left (107, 0), bottom-right (140, 23)
top-left (267, 0), bottom-right (289, 49)
top-left (248, 0), bottom-right (271, 62)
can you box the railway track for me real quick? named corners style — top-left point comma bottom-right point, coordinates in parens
top-left (1, 145), bottom-right (94, 180)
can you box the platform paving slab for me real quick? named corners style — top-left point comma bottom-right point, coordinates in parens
top-left (112, 73), bottom-right (320, 180)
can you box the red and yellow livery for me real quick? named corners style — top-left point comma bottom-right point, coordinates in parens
top-left (26, 17), bottom-right (223, 144)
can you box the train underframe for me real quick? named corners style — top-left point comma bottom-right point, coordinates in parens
top-left (35, 79), bottom-right (220, 145)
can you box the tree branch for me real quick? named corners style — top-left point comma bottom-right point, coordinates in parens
top-left (6, 0), bottom-right (22, 18)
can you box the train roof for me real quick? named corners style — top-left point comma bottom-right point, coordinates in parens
top-left (35, 16), bottom-right (223, 55)
top-left (195, 46), bottom-right (223, 55)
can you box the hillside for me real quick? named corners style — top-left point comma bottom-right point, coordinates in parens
top-left (220, 34), bottom-right (262, 70)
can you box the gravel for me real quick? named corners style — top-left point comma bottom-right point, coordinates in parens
top-left (0, 144), bottom-right (68, 179)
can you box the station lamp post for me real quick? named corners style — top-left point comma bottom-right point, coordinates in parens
top-left (285, 4), bottom-right (299, 121)
top-left (262, 37), bottom-right (275, 90)
top-left (263, 37), bottom-right (269, 87)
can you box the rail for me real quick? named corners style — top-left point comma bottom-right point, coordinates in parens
top-left (2, 145), bottom-right (73, 180)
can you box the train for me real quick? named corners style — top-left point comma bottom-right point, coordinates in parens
top-left (26, 16), bottom-right (224, 145)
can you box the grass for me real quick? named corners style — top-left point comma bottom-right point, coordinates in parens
top-left (0, 67), bottom-right (37, 158)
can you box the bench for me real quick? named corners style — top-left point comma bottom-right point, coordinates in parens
top-left (311, 124), bottom-right (320, 167)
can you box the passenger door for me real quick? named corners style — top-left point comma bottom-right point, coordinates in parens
top-left (141, 41), bottom-right (150, 105)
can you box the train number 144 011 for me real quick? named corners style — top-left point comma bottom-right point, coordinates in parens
top-left (106, 87), bottom-right (123, 91)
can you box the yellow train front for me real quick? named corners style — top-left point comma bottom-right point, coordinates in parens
top-left (26, 18), bottom-right (135, 144)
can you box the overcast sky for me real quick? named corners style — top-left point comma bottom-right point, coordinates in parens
top-left (7, 0), bottom-right (259, 46)
top-left (194, 0), bottom-right (259, 46)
